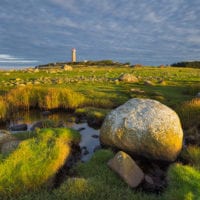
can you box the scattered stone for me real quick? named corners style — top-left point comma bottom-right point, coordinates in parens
top-left (158, 80), bottom-right (167, 85)
top-left (144, 175), bottom-right (154, 185)
top-left (1, 140), bottom-right (20, 154)
top-left (19, 84), bottom-right (26, 87)
top-left (130, 88), bottom-right (145, 94)
top-left (10, 124), bottom-right (28, 131)
top-left (100, 98), bottom-right (183, 161)
top-left (108, 151), bottom-right (144, 188)
top-left (144, 80), bottom-right (155, 86)
top-left (42, 111), bottom-right (52, 116)
top-left (63, 65), bottom-right (73, 71)
top-left (118, 73), bottom-right (139, 83)
top-left (93, 145), bottom-right (101, 153)
top-left (81, 146), bottom-right (89, 155)
top-left (91, 134), bottom-right (99, 139)
top-left (0, 130), bottom-right (15, 145)
top-left (77, 127), bottom-right (85, 132)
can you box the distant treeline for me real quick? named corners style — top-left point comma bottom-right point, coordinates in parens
top-left (171, 61), bottom-right (200, 69)
top-left (67, 60), bottom-right (131, 66)
top-left (36, 60), bottom-right (131, 69)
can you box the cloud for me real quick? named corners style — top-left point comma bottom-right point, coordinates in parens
top-left (0, 54), bottom-right (38, 63)
top-left (187, 36), bottom-right (200, 44)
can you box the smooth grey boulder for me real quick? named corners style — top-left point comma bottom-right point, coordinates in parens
top-left (100, 98), bottom-right (183, 161)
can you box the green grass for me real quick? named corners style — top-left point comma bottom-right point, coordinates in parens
top-left (75, 107), bottom-right (110, 127)
top-left (0, 96), bottom-right (7, 120)
top-left (176, 98), bottom-right (200, 129)
top-left (181, 146), bottom-right (200, 170)
top-left (7, 149), bottom-right (200, 200)
top-left (164, 163), bottom-right (200, 200)
top-left (0, 128), bottom-right (80, 197)
top-left (0, 65), bottom-right (199, 199)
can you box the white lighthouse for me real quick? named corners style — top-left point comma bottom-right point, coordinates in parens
top-left (71, 48), bottom-right (76, 62)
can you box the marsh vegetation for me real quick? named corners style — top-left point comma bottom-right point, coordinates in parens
top-left (0, 63), bottom-right (199, 199)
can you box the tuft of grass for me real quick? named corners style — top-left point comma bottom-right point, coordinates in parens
top-left (75, 107), bottom-right (110, 127)
top-left (6, 86), bottom-right (86, 111)
top-left (0, 96), bottom-right (7, 120)
top-left (181, 146), bottom-right (200, 169)
top-left (12, 131), bottom-right (37, 141)
top-left (164, 163), bottom-right (200, 200)
top-left (0, 128), bottom-right (80, 197)
top-left (176, 98), bottom-right (200, 129)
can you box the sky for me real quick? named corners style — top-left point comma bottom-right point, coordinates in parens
top-left (0, 0), bottom-right (200, 68)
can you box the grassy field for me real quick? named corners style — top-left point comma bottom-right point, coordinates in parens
top-left (0, 64), bottom-right (199, 199)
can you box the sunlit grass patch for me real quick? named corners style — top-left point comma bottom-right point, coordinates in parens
top-left (0, 128), bottom-right (80, 197)
top-left (75, 107), bottom-right (110, 127)
top-left (54, 149), bottom-right (158, 200)
top-left (6, 86), bottom-right (86, 111)
top-left (0, 96), bottom-right (7, 120)
top-left (181, 146), bottom-right (200, 169)
top-left (177, 98), bottom-right (200, 129)
top-left (164, 163), bottom-right (200, 200)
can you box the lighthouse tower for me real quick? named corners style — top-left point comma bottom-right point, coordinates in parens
top-left (71, 48), bottom-right (76, 62)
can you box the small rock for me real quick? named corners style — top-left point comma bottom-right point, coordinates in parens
top-left (144, 175), bottom-right (154, 185)
top-left (10, 124), bottom-right (28, 131)
top-left (77, 127), bottom-right (85, 132)
top-left (63, 65), bottom-right (73, 71)
top-left (93, 145), bottom-right (101, 152)
top-left (144, 80), bottom-right (154, 86)
top-left (108, 151), bottom-right (144, 188)
top-left (41, 111), bottom-right (51, 116)
top-left (81, 146), bottom-right (89, 155)
top-left (1, 140), bottom-right (20, 154)
top-left (0, 130), bottom-right (14, 145)
top-left (118, 73), bottom-right (138, 83)
top-left (91, 134), bottom-right (99, 139)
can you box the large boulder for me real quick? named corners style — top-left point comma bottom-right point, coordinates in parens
top-left (108, 151), bottom-right (144, 188)
top-left (100, 98), bottom-right (183, 161)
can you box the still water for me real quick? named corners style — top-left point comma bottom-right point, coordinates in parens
top-left (1, 110), bottom-right (100, 161)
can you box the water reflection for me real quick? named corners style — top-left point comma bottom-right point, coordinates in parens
top-left (2, 110), bottom-right (100, 161)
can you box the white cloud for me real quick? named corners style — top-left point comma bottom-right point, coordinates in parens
top-left (187, 36), bottom-right (200, 44)
top-left (0, 54), bottom-right (38, 63)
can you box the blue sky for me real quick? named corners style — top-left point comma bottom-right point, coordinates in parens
top-left (0, 0), bottom-right (200, 67)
